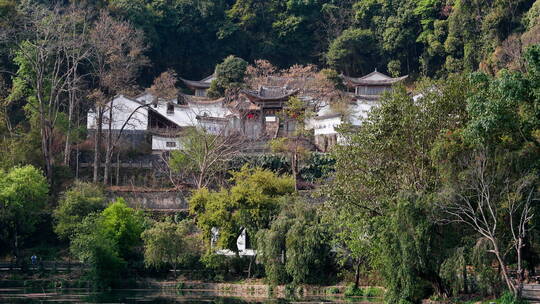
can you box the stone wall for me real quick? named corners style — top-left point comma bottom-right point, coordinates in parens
top-left (109, 190), bottom-right (188, 211)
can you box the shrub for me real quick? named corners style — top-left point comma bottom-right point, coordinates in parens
top-left (364, 287), bottom-right (385, 297)
top-left (176, 281), bottom-right (185, 290)
top-left (344, 284), bottom-right (363, 297)
top-left (326, 286), bottom-right (340, 294)
top-left (284, 284), bottom-right (296, 298)
top-left (498, 292), bottom-right (528, 304)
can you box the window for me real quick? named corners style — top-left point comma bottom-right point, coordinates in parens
top-left (195, 89), bottom-right (207, 97)
top-left (166, 141), bottom-right (176, 148)
top-left (167, 104), bottom-right (174, 115)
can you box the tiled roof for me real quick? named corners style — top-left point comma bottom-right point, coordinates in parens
top-left (180, 74), bottom-right (215, 89)
top-left (343, 71), bottom-right (408, 86)
top-left (241, 86), bottom-right (299, 101)
top-left (178, 93), bottom-right (225, 104)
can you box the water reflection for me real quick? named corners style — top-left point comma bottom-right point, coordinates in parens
top-left (0, 288), bottom-right (381, 303)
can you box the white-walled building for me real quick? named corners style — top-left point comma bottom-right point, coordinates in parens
top-left (87, 92), bottom-right (233, 152)
top-left (87, 70), bottom-right (407, 153)
top-left (307, 70), bottom-right (407, 151)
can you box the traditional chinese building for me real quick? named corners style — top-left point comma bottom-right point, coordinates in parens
top-left (240, 86), bottom-right (299, 138)
top-left (180, 74), bottom-right (215, 97)
top-left (87, 92), bottom-right (233, 153)
top-left (309, 70), bottom-right (408, 151)
top-left (87, 70), bottom-right (407, 155)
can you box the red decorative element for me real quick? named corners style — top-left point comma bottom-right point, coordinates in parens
top-left (247, 113), bottom-right (256, 120)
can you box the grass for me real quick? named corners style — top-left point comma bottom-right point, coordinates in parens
top-left (344, 284), bottom-right (385, 298)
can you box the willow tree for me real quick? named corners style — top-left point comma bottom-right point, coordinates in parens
top-left (327, 76), bottom-right (470, 302)
top-left (142, 219), bottom-right (202, 277)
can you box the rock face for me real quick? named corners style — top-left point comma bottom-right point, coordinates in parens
top-left (108, 190), bottom-right (188, 211)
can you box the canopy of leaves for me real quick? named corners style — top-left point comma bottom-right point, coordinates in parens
top-left (327, 76), bottom-right (470, 301)
top-left (54, 181), bottom-right (107, 241)
top-left (207, 55), bottom-right (248, 98)
top-left (70, 198), bottom-right (145, 287)
top-left (0, 165), bottom-right (48, 255)
top-left (142, 218), bottom-right (202, 272)
top-left (189, 166), bottom-right (294, 250)
top-left (257, 200), bottom-right (333, 285)
top-left (326, 28), bottom-right (378, 75)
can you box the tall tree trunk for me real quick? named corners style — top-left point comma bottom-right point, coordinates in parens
top-left (116, 152), bottom-right (120, 186)
top-left (13, 226), bottom-right (19, 259)
top-left (292, 142), bottom-right (299, 191)
top-left (104, 100), bottom-right (114, 185)
top-left (93, 106), bottom-right (103, 183)
top-left (491, 240), bottom-right (516, 294)
top-left (354, 260), bottom-right (361, 289)
top-left (41, 123), bottom-right (54, 182)
top-left (463, 263), bottom-right (468, 294)
top-left (247, 255), bottom-right (254, 279)
top-left (63, 84), bottom-right (76, 166)
top-left (421, 271), bottom-right (449, 298)
top-left (516, 237), bottom-right (524, 298)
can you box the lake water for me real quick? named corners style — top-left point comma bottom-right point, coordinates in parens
top-left (0, 288), bottom-right (382, 303)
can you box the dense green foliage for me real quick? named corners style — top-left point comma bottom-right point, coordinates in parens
top-left (2, 0), bottom-right (540, 86)
top-left (0, 0), bottom-right (539, 301)
top-left (326, 48), bottom-right (540, 302)
top-left (0, 165), bottom-right (48, 256)
top-left (70, 198), bottom-right (145, 287)
top-left (257, 201), bottom-right (333, 285)
top-left (207, 55), bottom-right (248, 98)
top-left (142, 218), bottom-right (202, 274)
top-left (53, 182), bottom-right (107, 241)
top-left (189, 166), bottom-right (294, 250)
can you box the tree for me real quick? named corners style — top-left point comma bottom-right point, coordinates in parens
top-left (168, 127), bottom-right (245, 189)
top-left (436, 150), bottom-right (537, 297)
top-left (207, 55), bottom-right (248, 99)
top-left (326, 28), bottom-right (378, 75)
top-left (189, 166), bottom-right (294, 251)
top-left (142, 219), bottom-right (202, 276)
top-left (322, 208), bottom-right (371, 289)
top-left (327, 76), bottom-right (470, 302)
top-left (89, 11), bottom-right (147, 184)
top-left (147, 70), bottom-right (179, 101)
top-left (432, 57), bottom-right (540, 297)
top-left (70, 213), bottom-right (126, 288)
top-left (99, 198), bottom-right (146, 259)
top-left (8, 4), bottom-right (91, 181)
top-left (257, 201), bottom-right (333, 285)
top-left (70, 198), bottom-right (145, 287)
top-left (53, 181), bottom-right (107, 241)
top-left (270, 96), bottom-right (311, 191)
top-left (0, 165), bottom-right (48, 257)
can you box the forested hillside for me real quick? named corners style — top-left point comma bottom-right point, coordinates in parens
top-left (2, 0), bottom-right (540, 81)
top-left (1, 1), bottom-right (540, 304)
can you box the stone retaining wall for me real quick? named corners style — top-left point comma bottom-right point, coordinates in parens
top-left (109, 190), bottom-right (188, 211)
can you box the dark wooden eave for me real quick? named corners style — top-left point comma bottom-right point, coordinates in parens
top-left (342, 71), bottom-right (408, 87)
top-left (180, 74), bottom-right (214, 90)
top-left (241, 88), bottom-right (299, 108)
